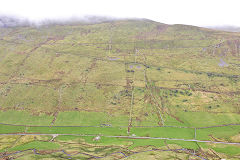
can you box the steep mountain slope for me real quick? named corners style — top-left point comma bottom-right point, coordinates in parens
top-left (0, 19), bottom-right (240, 159)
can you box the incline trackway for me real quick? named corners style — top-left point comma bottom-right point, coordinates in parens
top-left (1, 133), bottom-right (240, 146)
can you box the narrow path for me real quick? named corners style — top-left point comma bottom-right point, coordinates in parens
top-left (1, 133), bottom-right (239, 145)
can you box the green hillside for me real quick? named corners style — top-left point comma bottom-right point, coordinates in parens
top-left (0, 19), bottom-right (240, 159)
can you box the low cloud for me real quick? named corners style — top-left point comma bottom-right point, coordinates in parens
top-left (0, 15), bottom-right (134, 27)
top-left (0, 15), bottom-right (32, 27)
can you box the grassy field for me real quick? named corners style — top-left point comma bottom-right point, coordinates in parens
top-left (0, 19), bottom-right (240, 159)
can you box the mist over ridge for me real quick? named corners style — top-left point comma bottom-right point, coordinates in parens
top-left (0, 14), bottom-right (147, 27)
